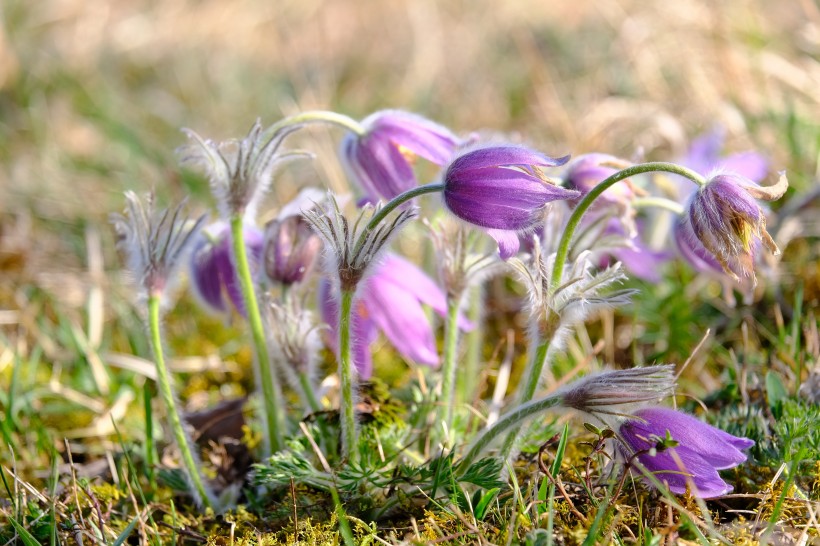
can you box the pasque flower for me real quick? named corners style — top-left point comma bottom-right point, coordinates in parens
top-left (189, 222), bottom-right (263, 315)
top-left (320, 253), bottom-right (473, 379)
top-left (442, 145), bottom-right (577, 231)
top-left (263, 189), bottom-right (324, 286)
top-left (564, 153), bottom-right (636, 209)
top-left (341, 110), bottom-right (460, 201)
top-left (679, 128), bottom-right (769, 196)
top-left (619, 407), bottom-right (754, 498)
top-left (686, 172), bottom-right (788, 283)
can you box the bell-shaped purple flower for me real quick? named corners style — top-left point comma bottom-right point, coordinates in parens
top-left (189, 222), bottom-right (264, 315)
top-left (320, 253), bottom-right (473, 379)
top-left (619, 407), bottom-right (754, 498)
top-left (564, 153), bottom-right (636, 208)
top-left (341, 110), bottom-right (460, 201)
top-left (686, 172), bottom-right (787, 283)
top-left (442, 145), bottom-right (577, 232)
top-left (263, 190), bottom-right (325, 286)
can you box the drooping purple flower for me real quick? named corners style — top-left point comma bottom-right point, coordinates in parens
top-left (686, 172), bottom-right (787, 283)
top-left (320, 253), bottom-right (473, 379)
top-left (189, 222), bottom-right (264, 316)
top-left (341, 110), bottom-right (460, 202)
top-left (603, 218), bottom-right (672, 283)
top-left (619, 407), bottom-right (754, 498)
top-left (442, 145), bottom-right (577, 232)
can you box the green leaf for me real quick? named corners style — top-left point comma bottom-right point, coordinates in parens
top-left (8, 515), bottom-right (41, 546)
top-left (113, 513), bottom-right (141, 546)
top-left (474, 487), bottom-right (501, 520)
top-left (766, 371), bottom-right (788, 414)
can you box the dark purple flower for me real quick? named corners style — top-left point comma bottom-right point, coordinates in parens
top-left (189, 222), bottom-right (263, 315)
top-left (341, 110), bottom-right (460, 201)
top-left (442, 145), bottom-right (576, 231)
top-left (619, 407), bottom-right (754, 498)
top-left (320, 253), bottom-right (473, 379)
top-left (686, 172), bottom-right (787, 282)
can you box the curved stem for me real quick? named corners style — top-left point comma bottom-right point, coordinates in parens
top-left (338, 289), bottom-right (359, 463)
top-left (263, 110), bottom-right (366, 140)
top-left (365, 183), bottom-right (444, 231)
top-left (439, 296), bottom-right (463, 444)
top-left (147, 296), bottom-right (214, 510)
top-left (230, 216), bottom-right (285, 455)
top-left (550, 162), bottom-right (705, 291)
top-left (498, 338), bottom-right (551, 459)
top-left (631, 196), bottom-right (685, 215)
top-left (458, 391), bottom-right (563, 473)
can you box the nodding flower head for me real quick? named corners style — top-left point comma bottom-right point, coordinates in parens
top-left (686, 172), bottom-right (788, 284)
top-left (618, 407), bottom-right (754, 498)
top-left (341, 110), bottom-right (460, 202)
top-left (319, 253), bottom-right (473, 379)
top-left (188, 221), bottom-right (263, 316)
top-left (559, 365), bottom-right (676, 419)
top-left (181, 120), bottom-right (311, 220)
top-left (442, 145), bottom-right (577, 231)
top-left (111, 191), bottom-right (206, 305)
top-left (263, 189), bottom-right (324, 286)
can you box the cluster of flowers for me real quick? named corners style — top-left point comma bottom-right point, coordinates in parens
top-left (113, 109), bottom-right (786, 510)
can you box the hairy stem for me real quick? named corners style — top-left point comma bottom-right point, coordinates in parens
top-left (230, 216), bottom-right (285, 455)
top-left (550, 162), bottom-right (705, 291)
top-left (459, 391), bottom-right (563, 473)
top-left (147, 296), bottom-right (214, 510)
top-left (338, 289), bottom-right (359, 463)
top-left (365, 182), bottom-right (444, 231)
top-left (263, 110), bottom-right (367, 140)
top-left (439, 295), bottom-right (463, 444)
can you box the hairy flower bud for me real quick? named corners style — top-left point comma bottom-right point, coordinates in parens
top-left (264, 213), bottom-right (322, 286)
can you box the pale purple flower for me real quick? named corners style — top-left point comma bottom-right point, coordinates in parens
top-left (442, 145), bottom-right (576, 231)
top-left (603, 218), bottom-right (671, 283)
top-left (189, 221), bottom-right (263, 315)
top-left (320, 253), bottom-right (473, 379)
top-left (263, 189), bottom-right (325, 286)
top-left (341, 110), bottom-right (460, 201)
top-left (619, 407), bottom-right (754, 498)
top-left (564, 153), bottom-right (636, 208)
top-left (686, 172), bottom-right (787, 283)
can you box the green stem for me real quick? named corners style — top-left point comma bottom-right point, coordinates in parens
top-left (338, 289), bottom-right (359, 463)
top-left (298, 372), bottom-right (322, 414)
top-left (329, 481), bottom-right (356, 546)
top-left (263, 110), bottom-right (367, 140)
top-left (230, 216), bottom-right (285, 455)
top-left (439, 296), bottom-right (463, 444)
top-left (550, 162), bottom-right (705, 291)
top-left (365, 182), bottom-right (444, 231)
top-left (631, 196), bottom-right (685, 215)
top-left (458, 391), bottom-right (563, 473)
top-left (147, 296), bottom-right (214, 510)
top-left (456, 286), bottom-right (483, 407)
top-left (498, 338), bottom-right (551, 458)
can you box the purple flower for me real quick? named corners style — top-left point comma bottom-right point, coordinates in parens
top-left (189, 222), bottom-right (264, 315)
top-left (619, 407), bottom-right (754, 498)
top-left (676, 128), bottom-right (769, 201)
top-left (263, 189), bottom-right (325, 286)
top-left (564, 153), bottom-right (636, 208)
top-left (686, 172), bottom-right (787, 283)
top-left (602, 218), bottom-right (671, 283)
top-left (320, 253), bottom-right (473, 379)
top-left (341, 110), bottom-right (460, 201)
top-left (442, 145), bottom-right (576, 231)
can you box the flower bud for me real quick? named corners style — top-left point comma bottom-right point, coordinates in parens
top-left (263, 214), bottom-right (322, 286)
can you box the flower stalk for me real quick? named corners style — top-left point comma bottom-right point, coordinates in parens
top-left (438, 296), bottom-right (462, 443)
top-left (230, 215), bottom-right (286, 455)
top-left (147, 295), bottom-right (215, 510)
top-left (338, 289), bottom-right (359, 462)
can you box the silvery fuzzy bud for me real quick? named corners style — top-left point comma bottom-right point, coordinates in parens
top-left (263, 191), bottom-right (324, 286)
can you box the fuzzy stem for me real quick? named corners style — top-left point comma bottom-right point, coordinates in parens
top-left (459, 391), bottom-right (563, 473)
top-left (229, 216), bottom-right (285, 455)
top-left (498, 338), bottom-right (551, 458)
top-left (298, 371), bottom-right (322, 414)
top-left (147, 296), bottom-right (214, 510)
top-left (263, 110), bottom-right (367, 139)
top-left (338, 289), bottom-right (359, 463)
top-left (456, 286), bottom-right (483, 407)
top-left (439, 295), bottom-right (463, 443)
top-left (550, 162), bottom-right (705, 291)
top-left (365, 182), bottom-right (444, 231)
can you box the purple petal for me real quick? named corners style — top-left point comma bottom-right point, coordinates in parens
top-left (486, 228), bottom-right (521, 260)
top-left (368, 110), bottom-right (459, 165)
top-left (449, 145), bottom-right (570, 173)
top-left (720, 152), bottom-right (769, 183)
top-left (189, 231), bottom-right (229, 313)
top-left (319, 279), bottom-right (378, 379)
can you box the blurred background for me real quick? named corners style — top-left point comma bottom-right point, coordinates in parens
top-left (1, 0), bottom-right (819, 465)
